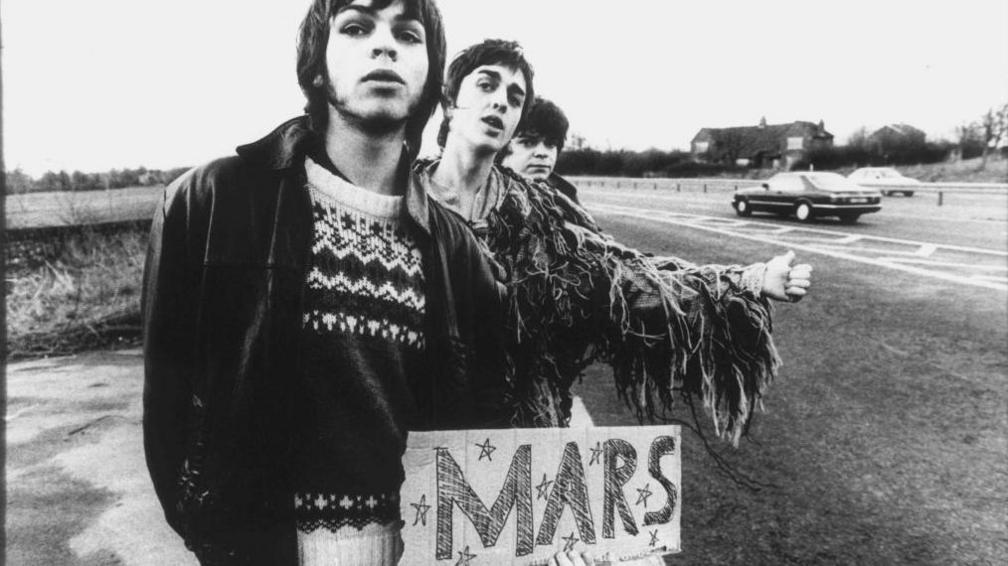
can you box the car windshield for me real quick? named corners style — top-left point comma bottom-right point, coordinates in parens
top-left (876, 169), bottom-right (901, 178)
top-left (804, 173), bottom-right (860, 192)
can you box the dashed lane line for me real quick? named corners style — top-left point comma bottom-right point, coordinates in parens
top-left (587, 203), bottom-right (1008, 292)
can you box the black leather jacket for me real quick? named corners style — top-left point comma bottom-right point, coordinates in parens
top-left (142, 117), bottom-right (508, 564)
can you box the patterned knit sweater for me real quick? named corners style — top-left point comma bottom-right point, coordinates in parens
top-left (293, 158), bottom-right (425, 558)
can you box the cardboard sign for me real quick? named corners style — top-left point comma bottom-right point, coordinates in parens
top-left (400, 426), bottom-right (680, 565)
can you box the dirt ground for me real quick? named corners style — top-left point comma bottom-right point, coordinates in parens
top-left (5, 350), bottom-right (196, 565)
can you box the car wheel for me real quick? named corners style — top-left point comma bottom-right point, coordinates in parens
top-left (903, 191), bottom-right (914, 197)
top-left (794, 202), bottom-right (814, 222)
top-left (735, 198), bottom-right (752, 217)
top-left (839, 214), bottom-right (861, 224)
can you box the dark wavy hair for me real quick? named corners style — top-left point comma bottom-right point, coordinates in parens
top-left (437, 39), bottom-right (535, 147)
top-left (296, 0), bottom-right (446, 157)
top-left (500, 96), bottom-right (570, 158)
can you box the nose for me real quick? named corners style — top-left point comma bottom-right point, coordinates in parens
top-left (370, 25), bottom-right (398, 61)
top-left (490, 90), bottom-right (509, 112)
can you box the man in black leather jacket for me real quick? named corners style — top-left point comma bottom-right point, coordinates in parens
top-left (142, 1), bottom-right (507, 564)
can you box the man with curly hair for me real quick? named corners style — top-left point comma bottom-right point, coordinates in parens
top-left (499, 96), bottom-right (580, 203)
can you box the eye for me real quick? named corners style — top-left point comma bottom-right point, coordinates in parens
top-left (340, 22), bottom-right (369, 36)
top-left (396, 30), bottom-right (423, 44)
top-left (509, 94), bottom-right (524, 108)
top-left (544, 141), bottom-right (558, 150)
top-left (477, 80), bottom-right (493, 92)
top-left (395, 25), bottom-right (425, 44)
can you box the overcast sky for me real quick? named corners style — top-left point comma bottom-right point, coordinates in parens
top-left (3, 0), bottom-right (1007, 176)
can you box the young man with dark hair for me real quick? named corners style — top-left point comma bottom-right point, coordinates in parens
top-left (142, 2), bottom-right (508, 564)
top-left (498, 96), bottom-right (581, 203)
top-left (417, 40), bottom-right (813, 440)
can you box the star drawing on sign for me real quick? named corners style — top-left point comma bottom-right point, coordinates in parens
top-left (532, 471), bottom-right (556, 497)
top-left (649, 529), bottom-right (659, 547)
top-left (635, 483), bottom-right (653, 507)
top-left (476, 437), bottom-right (496, 461)
top-left (561, 531), bottom-right (579, 552)
top-left (588, 441), bottom-right (603, 466)
top-left (456, 545), bottom-right (477, 566)
top-left (411, 494), bottom-right (431, 527)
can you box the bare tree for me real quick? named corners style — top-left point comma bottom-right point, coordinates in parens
top-left (567, 132), bottom-right (588, 151)
top-left (717, 129), bottom-right (748, 165)
top-left (847, 126), bottom-right (870, 149)
top-left (954, 121), bottom-right (980, 161)
top-left (979, 102), bottom-right (1008, 166)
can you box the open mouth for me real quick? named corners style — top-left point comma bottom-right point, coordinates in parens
top-left (362, 70), bottom-right (405, 84)
top-left (481, 116), bottom-right (504, 130)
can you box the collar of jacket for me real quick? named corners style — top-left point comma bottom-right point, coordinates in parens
top-left (413, 158), bottom-right (526, 218)
top-left (235, 115), bottom-right (430, 234)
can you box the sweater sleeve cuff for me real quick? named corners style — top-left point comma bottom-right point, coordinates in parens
top-left (740, 262), bottom-right (767, 297)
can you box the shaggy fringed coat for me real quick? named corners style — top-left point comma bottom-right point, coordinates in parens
top-left (417, 161), bottom-right (781, 445)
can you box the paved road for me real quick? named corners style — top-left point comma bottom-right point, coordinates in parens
top-left (5, 183), bottom-right (1006, 564)
top-left (5, 350), bottom-right (197, 565)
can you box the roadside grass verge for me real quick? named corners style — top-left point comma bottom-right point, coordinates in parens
top-left (5, 224), bottom-right (148, 360)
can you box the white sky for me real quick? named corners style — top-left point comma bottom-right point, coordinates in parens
top-left (3, 0), bottom-right (1007, 176)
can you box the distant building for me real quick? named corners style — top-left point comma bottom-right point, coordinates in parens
top-left (867, 123), bottom-right (926, 152)
top-left (691, 117), bottom-right (834, 169)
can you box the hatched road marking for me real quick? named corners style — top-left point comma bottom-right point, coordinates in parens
top-left (586, 203), bottom-right (1008, 292)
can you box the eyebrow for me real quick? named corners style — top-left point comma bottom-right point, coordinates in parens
top-left (335, 4), bottom-right (422, 24)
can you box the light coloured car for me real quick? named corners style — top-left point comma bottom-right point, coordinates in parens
top-left (732, 172), bottom-right (882, 224)
top-left (847, 167), bottom-right (920, 197)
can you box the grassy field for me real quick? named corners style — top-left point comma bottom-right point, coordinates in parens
top-left (892, 156), bottom-right (1008, 183)
top-left (5, 226), bottom-right (146, 359)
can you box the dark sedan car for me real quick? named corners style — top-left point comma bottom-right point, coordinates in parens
top-left (732, 172), bottom-right (882, 223)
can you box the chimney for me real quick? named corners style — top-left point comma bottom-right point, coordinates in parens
top-left (758, 116), bottom-right (767, 129)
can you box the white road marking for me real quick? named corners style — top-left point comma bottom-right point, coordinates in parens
top-left (588, 203), bottom-right (1008, 292)
top-left (806, 245), bottom-right (930, 257)
top-left (880, 258), bottom-right (1008, 271)
top-left (916, 244), bottom-right (938, 257)
top-left (833, 235), bottom-right (863, 245)
top-left (972, 274), bottom-right (1008, 283)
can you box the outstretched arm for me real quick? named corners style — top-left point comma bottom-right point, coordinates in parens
top-left (491, 177), bottom-right (813, 441)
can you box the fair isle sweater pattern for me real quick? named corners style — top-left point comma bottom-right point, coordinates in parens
top-left (302, 158), bottom-right (426, 350)
top-left (296, 157), bottom-right (425, 535)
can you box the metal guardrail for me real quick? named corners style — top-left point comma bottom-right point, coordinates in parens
top-left (568, 176), bottom-right (765, 193)
top-left (568, 176), bottom-right (1008, 193)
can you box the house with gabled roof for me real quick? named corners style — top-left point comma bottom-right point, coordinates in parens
top-left (867, 123), bottom-right (926, 152)
top-left (691, 117), bottom-right (834, 169)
